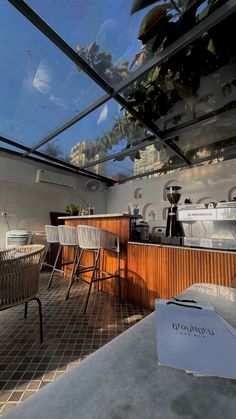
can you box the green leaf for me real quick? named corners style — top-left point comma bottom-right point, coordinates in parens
top-left (138, 5), bottom-right (171, 42)
top-left (207, 39), bottom-right (216, 55)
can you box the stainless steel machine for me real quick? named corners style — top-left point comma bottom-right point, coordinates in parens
top-left (162, 186), bottom-right (184, 245)
top-left (178, 200), bottom-right (236, 250)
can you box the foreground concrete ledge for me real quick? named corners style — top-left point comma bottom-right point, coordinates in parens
top-left (4, 284), bottom-right (236, 419)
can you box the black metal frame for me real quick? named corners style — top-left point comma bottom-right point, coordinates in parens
top-left (24, 297), bottom-right (43, 343)
top-left (65, 246), bottom-right (121, 314)
top-left (3, 0), bottom-right (236, 184)
top-left (0, 135), bottom-right (114, 185)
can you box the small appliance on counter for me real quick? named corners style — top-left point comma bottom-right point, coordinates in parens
top-left (6, 230), bottom-right (32, 249)
top-left (136, 221), bottom-right (150, 241)
top-left (151, 226), bottom-right (165, 243)
top-left (162, 186), bottom-right (184, 245)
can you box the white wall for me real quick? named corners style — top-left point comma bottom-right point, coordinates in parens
top-left (0, 154), bottom-right (107, 248)
top-left (106, 158), bottom-right (236, 235)
top-left (1, 154), bottom-right (236, 249)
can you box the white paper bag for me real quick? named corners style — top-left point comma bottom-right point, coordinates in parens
top-left (156, 299), bottom-right (236, 379)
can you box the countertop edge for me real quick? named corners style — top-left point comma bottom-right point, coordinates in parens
top-left (59, 213), bottom-right (132, 220)
top-left (128, 241), bottom-right (236, 254)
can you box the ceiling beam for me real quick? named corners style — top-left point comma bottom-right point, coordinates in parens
top-left (0, 135), bottom-right (31, 152)
top-left (32, 150), bottom-right (114, 185)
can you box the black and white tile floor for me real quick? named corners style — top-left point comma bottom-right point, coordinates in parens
top-left (0, 271), bottom-right (150, 416)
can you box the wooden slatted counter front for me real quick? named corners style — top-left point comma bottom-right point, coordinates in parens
top-left (127, 242), bottom-right (236, 309)
top-left (58, 214), bottom-right (132, 297)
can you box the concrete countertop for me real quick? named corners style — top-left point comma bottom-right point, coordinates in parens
top-left (58, 213), bottom-right (132, 220)
top-left (128, 241), bottom-right (236, 254)
top-left (4, 284), bottom-right (236, 419)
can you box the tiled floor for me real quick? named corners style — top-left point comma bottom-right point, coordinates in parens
top-left (0, 271), bottom-right (150, 416)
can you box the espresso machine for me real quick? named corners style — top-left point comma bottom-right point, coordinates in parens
top-left (162, 186), bottom-right (184, 245)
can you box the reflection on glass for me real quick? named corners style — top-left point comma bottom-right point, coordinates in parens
top-left (190, 137), bottom-right (236, 161)
top-left (25, 0), bottom-right (226, 86)
top-left (85, 142), bottom-right (183, 181)
top-left (38, 99), bottom-right (151, 165)
top-left (171, 108), bottom-right (236, 161)
top-left (121, 12), bottom-right (236, 131)
top-left (0, 2), bottom-right (104, 147)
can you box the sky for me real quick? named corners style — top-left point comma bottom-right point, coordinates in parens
top-left (0, 1), bottom-right (144, 148)
top-left (0, 0), bottom-right (213, 177)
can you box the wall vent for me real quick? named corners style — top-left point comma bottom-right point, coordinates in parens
top-left (36, 169), bottom-right (76, 190)
top-left (85, 180), bottom-right (102, 192)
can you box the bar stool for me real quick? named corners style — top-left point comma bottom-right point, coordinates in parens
top-left (45, 225), bottom-right (61, 289)
top-left (57, 225), bottom-right (80, 287)
top-left (66, 225), bottom-right (121, 314)
top-left (45, 225), bottom-right (79, 289)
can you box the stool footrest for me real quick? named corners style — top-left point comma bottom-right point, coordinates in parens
top-left (92, 274), bottom-right (119, 283)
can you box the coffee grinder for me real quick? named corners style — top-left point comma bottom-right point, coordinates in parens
top-left (163, 186), bottom-right (184, 245)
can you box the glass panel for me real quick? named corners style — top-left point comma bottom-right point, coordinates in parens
top-left (0, 141), bottom-right (24, 153)
top-left (172, 108), bottom-right (236, 161)
top-left (30, 152), bottom-right (76, 168)
top-left (25, 0), bottom-right (227, 86)
top-left (121, 12), bottom-right (236, 133)
top-left (37, 99), bottom-right (152, 164)
top-left (86, 142), bottom-right (184, 181)
top-left (0, 1), bottom-right (105, 147)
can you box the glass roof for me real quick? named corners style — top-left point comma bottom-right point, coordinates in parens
top-left (0, 0), bottom-right (236, 184)
top-left (0, 0), bottom-right (105, 147)
top-left (86, 142), bottom-right (184, 181)
top-left (24, 0), bottom-right (227, 87)
top-left (37, 98), bottom-right (152, 165)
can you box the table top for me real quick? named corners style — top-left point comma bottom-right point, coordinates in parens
top-left (4, 284), bottom-right (236, 419)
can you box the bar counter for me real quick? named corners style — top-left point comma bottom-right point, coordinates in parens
top-left (58, 214), bottom-right (236, 310)
top-left (127, 242), bottom-right (236, 309)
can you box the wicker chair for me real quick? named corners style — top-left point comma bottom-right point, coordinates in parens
top-left (0, 244), bottom-right (45, 343)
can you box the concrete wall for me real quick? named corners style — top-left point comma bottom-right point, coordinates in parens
top-left (0, 154), bottom-right (107, 248)
top-left (106, 158), bottom-right (236, 236)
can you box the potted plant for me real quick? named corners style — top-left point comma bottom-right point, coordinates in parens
top-left (65, 204), bottom-right (79, 216)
